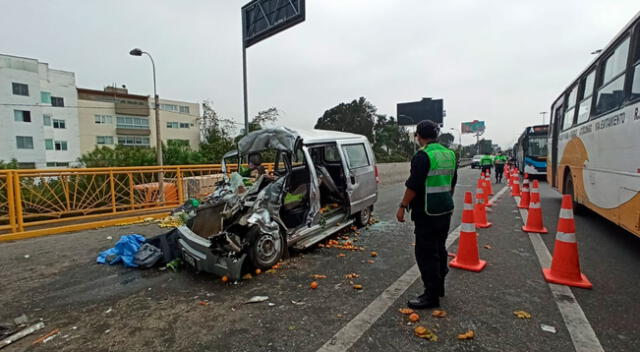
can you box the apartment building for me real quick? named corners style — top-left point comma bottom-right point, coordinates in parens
top-left (77, 86), bottom-right (200, 153)
top-left (0, 54), bottom-right (80, 168)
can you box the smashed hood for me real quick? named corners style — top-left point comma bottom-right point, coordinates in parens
top-left (238, 127), bottom-right (299, 153)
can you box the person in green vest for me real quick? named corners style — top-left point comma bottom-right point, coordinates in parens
top-left (480, 153), bottom-right (493, 175)
top-left (397, 120), bottom-right (458, 309)
top-left (493, 151), bottom-right (508, 184)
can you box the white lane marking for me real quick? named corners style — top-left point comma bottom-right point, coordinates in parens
top-left (516, 199), bottom-right (603, 352)
top-left (317, 186), bottom-right (509, 352)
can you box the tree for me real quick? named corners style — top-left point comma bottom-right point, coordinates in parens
top-left (79, 145), bottom-right (156, 167)
top-left (372, 115), bottom-right (414, 162)
top-left (248, 107), bottom-right (279, 132)
top-left (315, 97), bottom-right (376, 142)
top-left (438, 133), bottom-right (455, 147)
top-left (0, 158), bottom-right (18, 169)
top-left (199, 101), bottom-right (236, 163)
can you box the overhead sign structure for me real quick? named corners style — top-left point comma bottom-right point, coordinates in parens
top-left (396, 98), bottom-right (444, 126)
top-left (242, 0), bottom-right (306, 48)
top-left (240, 0), bottom-right (306, 134)
top-left (461, 120), bottom-right (486, 134)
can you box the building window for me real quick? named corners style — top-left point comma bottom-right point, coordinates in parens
top-left (51, 96), bottom-right (64, 107)
top-left (95, 115), bottom-right (113, 124)
top-left (179, 122), bottom-right (189, 128)
top-left (54, 140), bottom-right (68, 151)
top-left (53, 119), bottom-right (66, 129)
top-left (117, 116), bottom-right (149, 129)
top-left (43, 114), bottom-right (52, 126)
top-left (166, 122), bottom-right (179, 128)
top-left (40, 91), bottom-right (51, 104)
top-left (14, 110), bottom-right (31, 122)
top-left (45, 139), bottom-right (54, 150)
top-left (12, 82), bottom-right (29, 96)
top-left (168, 139), bottom-right (189, 147)
top-left (179, 106), bottom-right (190, 114)
top-left (46, 162), bottom-right (69, 167)
top-left (16, 136), bottom-right (34, 149)
top-left (96, 136), bottom-right (114, 145)
top-left (117, 135), bottom-right (150, 146)
top-left (161, 104), bottom-right (178, 112)
top-left (18, 162), bottom-right (36, 169)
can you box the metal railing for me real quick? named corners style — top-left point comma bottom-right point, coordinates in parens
top-left (0, 164), bottom-right (272, 241)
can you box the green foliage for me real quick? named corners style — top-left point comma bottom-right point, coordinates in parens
top-left (79, 145), bottom-right (156, 167)
top-left (315, 97), bottom-right (376, 142)
top-left (199, 101), bottom-right (236, 163)
top-left (0, 158), bottom-right (19, 169)
top-left (372, 115), bottom-right (414, 162)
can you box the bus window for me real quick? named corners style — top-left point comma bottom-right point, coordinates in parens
top-left (563, 85), bottom-right (578, 130)
top-left (528, 134), bottom-right (548, 157)
top-left (595, 37), bottom-right (630, 115)
top-left (576, 70), bottom-right (596, 124)
top-left (631, 27), bottom-right (640, 101)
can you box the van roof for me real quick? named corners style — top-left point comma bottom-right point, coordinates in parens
top-left (297, 129), bottom-right (368, 144)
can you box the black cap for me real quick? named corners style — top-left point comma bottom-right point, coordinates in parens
top-left (416, 120), bottom-right (440, 139)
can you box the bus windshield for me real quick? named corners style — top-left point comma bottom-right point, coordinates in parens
top-left (527, 135), bottom-right (548, 157)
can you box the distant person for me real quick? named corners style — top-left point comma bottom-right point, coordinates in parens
top-left (397, 120), bottom-right (458, 309)
top-left (480, 153), bottom-right (493, 175)
top-left (494, 151), bottom-right (507, 183)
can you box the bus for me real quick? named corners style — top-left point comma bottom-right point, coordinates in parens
top-left (515, 125), bottom-right (549, 176)
top-left (547, 11), bottom-right (640, 238)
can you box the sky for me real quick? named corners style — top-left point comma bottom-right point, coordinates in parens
top-left (1, 0), bottom-right (638, 148)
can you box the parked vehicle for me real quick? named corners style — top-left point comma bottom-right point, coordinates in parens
top-left (471, 155), bottom-right (482, 169)
top-left (176, 127), bottom-right (379, 280)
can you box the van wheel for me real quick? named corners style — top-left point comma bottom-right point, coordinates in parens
top-left (247, 227), bottom-right (284, 270)
top-left (563, 174), bottom-right (584, 215)
top-left (355, 206), bottom-right (372, 227)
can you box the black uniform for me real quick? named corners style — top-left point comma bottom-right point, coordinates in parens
top-left (405, 150), bottom-right (458, 298)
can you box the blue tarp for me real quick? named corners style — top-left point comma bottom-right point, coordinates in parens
top-left (97, 234), bottom-right (146, 268)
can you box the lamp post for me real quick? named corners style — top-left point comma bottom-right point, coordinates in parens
top-left (130, 48), bottom-right (164, 202)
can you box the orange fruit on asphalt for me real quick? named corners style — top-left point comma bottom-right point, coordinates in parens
top-left (310, 281), bottom-right (319, 289)
top-left (414, 326), bottom-right (428, 336)
top-left (352, 284), bottom-right (363, 290)
top-left (370, 251), bottom-right (378, 257)
top-left (255, 269), bottom-right (262, 275)
top-left (221, 275), bottom-right (229, 283)
top-left (399, 308), bottom-right (414, 315)
top-left (408, 313), bottom-right (420, 322)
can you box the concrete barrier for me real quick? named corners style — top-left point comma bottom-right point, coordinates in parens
top-left (377, 160), bottom-right (471, 185)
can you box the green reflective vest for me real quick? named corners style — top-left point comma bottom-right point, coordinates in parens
top-left (494, 155), bottom-right (507, 165)
top-left (421, 143), bottom-right (456, 216)
top-left (480, 155), bottom-right (493, 166)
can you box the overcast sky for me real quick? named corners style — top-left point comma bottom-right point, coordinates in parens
top-left (2, 1), bottom-right (638, 148)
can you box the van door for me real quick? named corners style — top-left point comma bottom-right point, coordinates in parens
top-left (338, 140), bottom-right (377, 214)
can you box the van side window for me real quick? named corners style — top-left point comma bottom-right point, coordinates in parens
top-left (324, 144), bottom-right (341, 162)
top-left (342, 144), bottom-right (369, 169)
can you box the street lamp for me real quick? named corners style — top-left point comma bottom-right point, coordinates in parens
top-left (130, 48), bottom-right (164, 202)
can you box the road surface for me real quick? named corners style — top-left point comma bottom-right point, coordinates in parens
top-left (1, 166), bottom-right (639, 351)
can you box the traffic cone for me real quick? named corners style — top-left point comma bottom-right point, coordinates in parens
top-left (450, 192), bottom-right (487, 272)
top-left (522, 180), bottom-right (548, 233)
top-left (511, 171), bottom-right (521, 197)
top-left (474, 183), bottom-right (492, 228)
top-left (485, 172), bottom-right (494, 195)
top-left (478, 178), bottom-right (491, 208)
top-left (542, 195), bottom-right (592, 289)
top-left (518, 175), bottom-right (530, 209)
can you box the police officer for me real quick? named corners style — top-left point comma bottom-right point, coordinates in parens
top-left (480, 153), bottom-right (493, 175)
top-left (397, 120), bottom-right (458, 309)
top-left (493, 151), bottom-right (507, 183)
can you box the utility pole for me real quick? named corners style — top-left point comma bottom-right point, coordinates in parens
top-left (242, 45), bottom-right (249, 135)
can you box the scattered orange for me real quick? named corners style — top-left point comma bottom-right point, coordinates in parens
top-left (408, 313), bottom-right (420, 322)
top-left (255, 269), bottom-right (262, 275)
top-left (399, 308), bottom-right (414, 315)
top-left (432, 310), bottom-right (447, 318)
top-left (370, 251), bottom-right (378, 257)
top-left (310, 281), bottom-right (319, 289)
top-left (414, 326), bottom-right (428, 336)
top-left (457, 330), bottom-right (475, 340)
top-left (242, 273), bottom-right (253, 280)
top-left (352, 284), bottom-right (363, 290)
top-left (221, 275), bottom-right (229, 283)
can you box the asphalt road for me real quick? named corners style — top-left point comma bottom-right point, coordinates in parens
top-left (1, 166), bottom-right (639, 351)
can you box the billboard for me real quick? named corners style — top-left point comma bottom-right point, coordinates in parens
top-left (242, 0), bottom-right (306, 48)
top-left (396, 98), bottom-right (443, 126)
top-left (461, 120), bottom-right (486, 134)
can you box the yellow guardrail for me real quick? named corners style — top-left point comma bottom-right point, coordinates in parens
top-left (0, 163), bottom-right (274, 241)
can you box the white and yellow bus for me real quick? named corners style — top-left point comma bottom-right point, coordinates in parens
top-left (547, 11), bottom-right (640, 237)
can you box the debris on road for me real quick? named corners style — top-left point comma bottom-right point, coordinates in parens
top-left (198, 301), bottom-right (209, 306)
top-left (336, 253), bottom-right (346, 258)
top-left (457, 330), bottom-right (475, 340)
top-left (221, 275), bottom-right (229, 283)
top-left (513, 310), bottom-right (532, 319)
top-left (291, 300), bottom-right (305, 306)
top-left (311, 274), bottom-right (327, 279)
top-left (431, 310), bottom-right (447, 318)
top-left (408, 313), bottom-right (420, 322)
top-left (540, 324), bottom-right (557, 334)
top-left (414, 326), bottom-right (438, 341)
top-left (13, 314), bottom-right (28, 325)
top-left (344, 273), bottom-right (359, 279)
top-left (367, 259), bottom-right (375, 264)
top-left (31, 328), bottom-right (60, 345)
top-left (23, 254), bottom-right (30, 259)
top-left (244, 296), bottom-right (269, 304)
top-left (96, 234), bottom-right (146, 267)
top-left (484, 244), bottom-right (493, 249)
top-left (399, 308), bottom-right (414, 315)
top-left (0, 322), bottom-right (45, 349)
top-left (310, 281), bottom-right (319, 289)
top-left (352, 284), bottom-right (363, 290)
top-left (370, 251), bottom-right (378, 257)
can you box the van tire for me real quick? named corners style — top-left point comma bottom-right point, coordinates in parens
top-left (355, 206), bottom-right (372, 227)
top-left (246, 227), bottom-right (285, 271)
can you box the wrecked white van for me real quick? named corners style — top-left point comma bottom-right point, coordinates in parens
top-left (176, 127), bottom-right (378, 280)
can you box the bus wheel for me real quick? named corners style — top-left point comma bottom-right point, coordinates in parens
top-left (563, 174), bottom-right (584, 215)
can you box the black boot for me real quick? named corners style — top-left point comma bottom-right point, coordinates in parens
top-left (407, 293), bottom-right (440, 309)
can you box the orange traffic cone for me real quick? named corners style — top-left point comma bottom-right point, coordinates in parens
top-left (511, 171), bottom-right (521, 197)
top-left (477, 178), bottom-right (491, 208)
top-left (518, 175), bottom-right (530, 209)
top-left (485, 172), bottom-right (494, 195)
top-left (450, 192), bottom-right (487, 272)
top-left (522, 180), bottom-right (548, 233)
top-left (542, 195), bottom-right (592, 289)
top-left (474, 183), bottom-right (492, 228)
